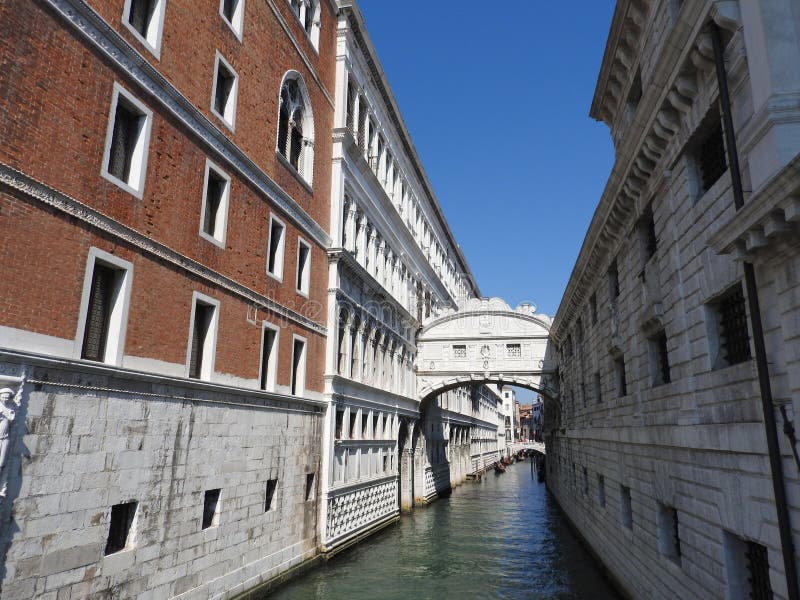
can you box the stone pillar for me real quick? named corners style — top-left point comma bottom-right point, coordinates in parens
top-left (399, 448), bottom-right (414, 512)
top-left (355, 213), bottom-right (367, 265)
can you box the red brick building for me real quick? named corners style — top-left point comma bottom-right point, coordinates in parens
top-left (0, 0), bottom-right (338, 596)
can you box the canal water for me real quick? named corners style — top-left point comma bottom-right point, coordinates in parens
top-left (269, 459), bottom-right (621, 599)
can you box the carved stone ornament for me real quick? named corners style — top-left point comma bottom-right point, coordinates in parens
top-left (0, 369), bottom-right (26, 500)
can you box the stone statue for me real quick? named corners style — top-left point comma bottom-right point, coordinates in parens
top-left (0, 386), bottom-right (21, 498)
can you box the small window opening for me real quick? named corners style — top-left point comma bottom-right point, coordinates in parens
top-left (81, 263), bottom-right (122, 362)
top-left (650, 330), bottom-right (671, 386)
top-left (620, 485), bottom-right (633, 529)
top-left (213, 58), bottom-right (237, 127)
top-left (305, 472), bottom-right (315, 501)
top-left (202, 489), bottom-right (221, 529)
top-left (201, 167), bottom-right (228, 242)
top-left (614, 356), bottom-right (627, 397)
top-left (290, 338), bottom-right (306, 396)
top-left (598, 475), bottom-right (606, 507)
top-left (589, 293), bottom-right (598, 325)
top-left (105, 501), bottom-right (137, 555)
top-left (189, 302), bottom-right (215, 380)
top-left (608, 260), bottom-right (620, 301)
top-left (594, 372), bottom-right (602, 403)
top-left (657, 503), bottom-right (682, 563)
top-left (259, 326), bottom-right (277, 391)
top-left (335, 408), bottom-right (344, 439)
top-left (267, 218), bottom-right (286, 278)
top-left (264, 479), bottom-right (277, 512)
top-left (296, 240), bottom-right (310, 295)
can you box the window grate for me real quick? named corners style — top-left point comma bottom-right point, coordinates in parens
top-left (699, 122), bottom-right (727, 192)
top-left (453, 345), bottom-right (467, 359)
top-left (82, 264), bottom-right (116, 361)
top-left (719, 285), bottom-right (751, 365)
top-left (745, 541), bottom-right (773, 600)
top-left (507, 344), bottom-right (521, 358)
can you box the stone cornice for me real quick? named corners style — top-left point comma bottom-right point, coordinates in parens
top-left (554, 1), bottom-right (740, 339)
top-left (336, 131), bottom-right (460, 307)
top-left (0, 349), bottom-right (327, 411)
top-left (709, 154), bottom-right (800, 257)
top-left (45, 0), bottom-right (331, 248)
top-left (336, 1), bottom-right (480, 298)
top-left (0, 163), bottom-right (327, 335)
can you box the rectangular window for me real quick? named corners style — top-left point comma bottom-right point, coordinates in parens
top-left (199, 161), bottom-right (230, 246)
top-left (259, 323), bottom-right (278, 391)
top-left (123, 0), bottom-right (166, 57)
top-left (202, 489), bottom-right (221, 529)
top-left (363, 411), bottom-right (371, 438)
top-left (589, 293), bottom-right (598, 325)
top-left (614, 356), bottom-right (627, 397)
top-left (696, 121), bottom-right (727, 195)
top-left (657, 503), bottom-right (681, 563)
top-left (708, 283), bottom-right (751, 369)
top-left (212, 54), bottom-right (238, 130)
top-left (608, 260), bottom-right (620, 301)
top-left (724, 532), bottom-right (773, 600)
top-left (220, 0), bottom-right (244, 38)
top-left (78, 249), bottom-right (133, 366)
top-left (594, 372), bottom-right (602, 404)
top-left (264, 479), bottom-right (277, 512)
top-left (597, 475), bottom-right (606, 507)
top-left (188, 295), bottom-right (219, 380)
top-left (582, 467), bottom-right (589, 496)
top-left (290, 336), bottom-right (306, 396)
top-left (305, 472), bottom-right (315, 501)
top-left (507, 344), bottom-right (522, 358)
top-left (296, 238), bottom-right (311, 295)
top-left (637, 206), bottom-right (657, 267)
top-left (104, 501), bottom-right (137, 555)
top-left (267, 216), bottom-right (286, 279)
top-left (650, 330), bottom-right (671, 386)
top-left (620, 485), bottom-right (633, 529)
top-left (81, 265), bottom-right (117, 362)
top-left (349, 411), bottom-right (357, 440)
top-left (452, 345), bottom-right (467, 359)
top-left (335, 408), bottom-right (344, 439)
top-left (102, 84), bottom-right (152, 197)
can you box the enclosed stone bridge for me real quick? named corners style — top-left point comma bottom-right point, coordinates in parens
top-left (416, 297), bottom-right (557, 400)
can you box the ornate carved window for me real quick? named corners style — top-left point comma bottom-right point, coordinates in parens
top-left (452, 345), bottom-right (467, 359)
top-left (507, 344), bottom-right (522, 358)
top-left (277, 75), bottom-right (314, 184)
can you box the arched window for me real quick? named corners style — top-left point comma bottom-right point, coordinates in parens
top-left (277, 73), bottom-right (314, 183)
top-left (288, 0), bottom-right (320, 49)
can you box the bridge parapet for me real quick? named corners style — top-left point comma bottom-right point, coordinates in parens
top-left (415, 297), bottom-right (554, 400)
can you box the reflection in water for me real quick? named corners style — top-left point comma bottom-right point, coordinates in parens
top-left (269, 459), bottom-right (621, 599)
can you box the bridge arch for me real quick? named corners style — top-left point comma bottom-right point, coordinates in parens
top-left (415, 297), bottom-right (557, 402)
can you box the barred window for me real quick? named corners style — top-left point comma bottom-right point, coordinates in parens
top-left (608, 260), bottom-right (620, 300)
top-left (102, 85), bottom-right (152, 197)
top-left (507, 344), bottom-right (521, 358)
top-left (453, 345), bottom-right (467, 359)
top-left (698, 122), bottom-right (726, 193)
top-left (709, 283), bottom-right (751, 369)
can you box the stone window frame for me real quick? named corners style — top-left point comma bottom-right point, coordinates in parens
top-left (104, 500), bottom-right (139, 556)
top-left (295, 236), bottom-right (311, 297)
top-left (198, 158), bottom-right (231, 248)
top-left (290, 334), bottom-right (308, 397)
top-left (186, 291), bottom-right (220, 381)
top-left (704, 282), bottom-right (752, 371)
top-left (100, 83), bottom-right (153, 199)
top-left (259, 320), bottom-right (280, 392)
top-left (122, 0), bottom-right (167, 59)
top-left (210, 52), bottom-right (239, 132)
top-left (266, 213), bottom-right (287, 282)
top-left (219, 0), bottom-right (245, 41)
top-left (74, 247), bottom-right (134, 367)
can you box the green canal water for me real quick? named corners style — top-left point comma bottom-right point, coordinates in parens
top-left (268, 459), bottom-right (622, 599)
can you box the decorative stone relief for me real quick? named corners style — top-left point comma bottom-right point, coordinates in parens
top-left (0, 369), bottom-right (26, 503)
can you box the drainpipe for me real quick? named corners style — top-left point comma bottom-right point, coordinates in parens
top-left (710, 22), bottom-right (800, 600)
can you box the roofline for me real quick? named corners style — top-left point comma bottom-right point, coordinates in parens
top-left (337, 0), bottom-right (481, 300)
top-left (589, 0), bottom-right (628, 123)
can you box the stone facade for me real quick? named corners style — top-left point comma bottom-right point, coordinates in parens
top-left (0, 0), bottom-right (336, 596)
top-left (547, 1), bottom-right (800, 599)
top-left (318, 1), bottom-right (504, 552)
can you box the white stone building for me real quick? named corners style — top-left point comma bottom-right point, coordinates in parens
top-left (546, 1), bottom-right (800, 599)
top-left (319, 0), bottom-right (502, 554)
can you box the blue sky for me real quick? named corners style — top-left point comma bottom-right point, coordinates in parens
top-left (358, 1), bottom-right (617, 318)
